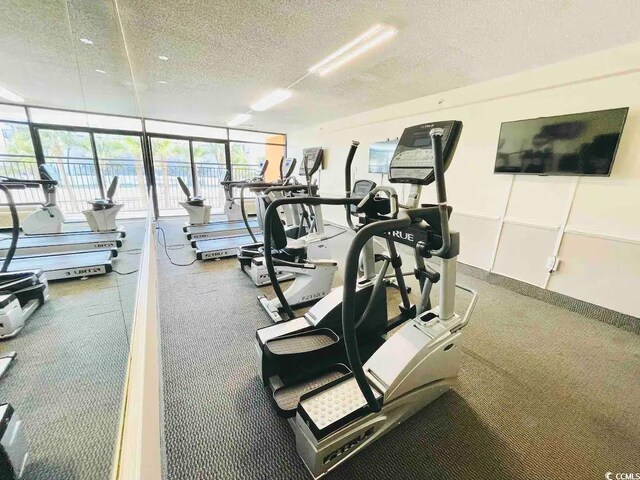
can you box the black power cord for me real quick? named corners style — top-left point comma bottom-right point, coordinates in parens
top-left (155, 225), bottom-right (197, 267)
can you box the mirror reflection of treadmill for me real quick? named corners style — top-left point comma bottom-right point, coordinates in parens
top-left (194, 234), bottom-right (264, 260)
top-left (2, 250), bottom-right (115, 280)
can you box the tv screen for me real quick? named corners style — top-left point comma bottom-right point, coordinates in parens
top-left (369, 139), bottom-right (399, 174)
top-left (494, 108), bottom-right (628, 176)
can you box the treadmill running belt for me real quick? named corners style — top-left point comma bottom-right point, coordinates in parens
top-left (186, 219), bottom-right (259, 234)
top-left (6, 251), bottom-right (114, 280)
top-left (195, 234), bottom-right (263, 260)
top-left (0, 232), bottom-right (122, 256)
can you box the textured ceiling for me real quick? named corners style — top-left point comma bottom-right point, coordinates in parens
top-left (1, 0), bottom-right (640, 132)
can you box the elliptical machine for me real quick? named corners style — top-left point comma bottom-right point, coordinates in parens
top-left (220, 160), bottom-right (269, 221)
top-left (177, 177), bottom-right (212, 226)
top-left (82, 176), bottom-right (123, 232)
top-left (256, 121), bottom-right (479, 479)
top-left (237, 150), bottom-right (330, 288)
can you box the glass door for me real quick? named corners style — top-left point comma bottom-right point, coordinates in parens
top-left (149, 136), bottom-right (191, 216)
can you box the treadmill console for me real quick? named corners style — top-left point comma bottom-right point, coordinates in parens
top-left (299, 147), bottom-right (323, 176)
top-left (389, 120), bottom-right (462, 185)
top-left (280, 157), bottom-right (297, 179)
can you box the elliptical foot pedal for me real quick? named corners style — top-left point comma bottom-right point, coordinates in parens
top-left (272, 364), bottom-right (350, 417)
top-left (266, 329), bottom-right (339, 355)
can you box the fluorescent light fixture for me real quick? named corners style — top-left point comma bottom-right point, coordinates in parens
top-left (80, 38), bottom-right (93, 45)
top-left (0, 86), bottom-right (24, 103)
top-left (250, 89), bottom-right (292, 112)
top-left (158, 80), bottom-right (168, 84)
top-left (158, 55), bottom-right (169, 61)
top-left (95, 69), bottom-right (106, 74)
top-left (227, 113), bottom-right (252, 127)
top-left (309, 23), bottom-right (398, 76)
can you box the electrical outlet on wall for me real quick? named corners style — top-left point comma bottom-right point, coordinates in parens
top-left (546, 255), bottom-right (559, 273)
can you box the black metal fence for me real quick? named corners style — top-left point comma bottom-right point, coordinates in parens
top-left (0, 155), bottom-right (262, 216)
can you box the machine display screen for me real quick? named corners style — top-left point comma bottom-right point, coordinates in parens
top-left (388, 120), bottom-right (461, 185)
top-left (412, 135), bottom-right (431, 147)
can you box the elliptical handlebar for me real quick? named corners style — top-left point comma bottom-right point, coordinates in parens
top-left (427, 128), bottom-right (451, 257)
top-left (357, 186), bottom-right (399, 218)
top-left (341, 210), bottom-right (412, 412)
top-left (344, 141), bottom-right (360, 228)
top-left (341, 202), bottom-right (454, 413)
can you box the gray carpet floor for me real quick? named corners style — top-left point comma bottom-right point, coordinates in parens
top-left (157, 217), bottom-right (640, 480)
top-left (0, 220), bottom-right (144, 480)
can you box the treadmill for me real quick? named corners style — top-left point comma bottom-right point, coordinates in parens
top-left (0, 174), bottom-right (117, 281)
top-left (193, 158), bottom-right (298, 261)
top-left (182, 161), bottom-right (269, 240)
top-left (0, 231), bottom-right (122, 257)
top-left (3, 249), bottom-right (116, 281)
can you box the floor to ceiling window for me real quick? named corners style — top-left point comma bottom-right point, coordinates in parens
top-left (0, 103), bottom-right (286, 219)
top-left (149, 137), bottom-right (191, 216)
top-left (193, 141), bottom-right (227, 209)
top-left (0, 119), bottom-right (40, 205)
top-left (38, 128), bottom-right (102, 219)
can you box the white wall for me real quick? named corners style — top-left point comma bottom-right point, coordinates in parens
top-left (288, 42), bottom-right (640, 317)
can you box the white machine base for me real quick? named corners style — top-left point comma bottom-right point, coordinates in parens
top-left (293, 310), bottom-right (466, 478)
top-left (21, 206), bottom-right (65, 235)
top-left (180, 202), bottom-right (212, 225)
top-left (258, 259), bottom-right (338, 322)
top-left (82, 204), bottom-right (123, 232)
top-left (247, 260), bottom-right (294, 287)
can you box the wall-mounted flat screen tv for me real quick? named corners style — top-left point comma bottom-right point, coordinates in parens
top-left (369, 139), bottom-right (399, 174)
top-left (494, 107), bottom-right (628, 176)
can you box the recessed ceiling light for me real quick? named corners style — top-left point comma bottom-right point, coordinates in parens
top-left (158, 80), bottom-right (168, 84)
top-left (250, 89), bottom-right (292, 112)
top-left (80, 38), bottom-right (93, 45)
top-left (309, 23), bottom-right (398, 76)
top-left (158, 55), bottom-right (169, 61)
top-left (227, 113), bottom-right (252, 127)
top-left (95, 69), bottom-right (106, 74)
top-left (0, 85), bottom-right (24, 103)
